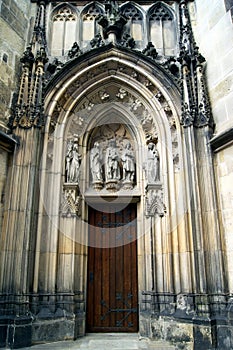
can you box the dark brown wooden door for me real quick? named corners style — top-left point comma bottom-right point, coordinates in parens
top-left (87, 203), bottom-right (138, 332)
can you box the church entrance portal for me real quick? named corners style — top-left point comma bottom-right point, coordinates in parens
top-left (87, 203), bottom-right (138, 332)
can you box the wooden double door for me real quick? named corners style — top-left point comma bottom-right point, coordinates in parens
top-left (87, 203), bottom-right (138, 332)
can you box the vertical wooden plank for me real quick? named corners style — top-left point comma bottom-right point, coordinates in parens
top-left (87, 208), bottom-right (95, 331)
top-left (115, 206), bottom-right (121, 329)
top-left (94, 209), bottom-right (103, 328)
top-left (109, 209), bottom-right (116, 328)
top-left (123, 206), bottom-right (132, 329)
top-left (131, 204), bottom-right (138, 331)
top-left (102, 207), bottom-right (110, 328)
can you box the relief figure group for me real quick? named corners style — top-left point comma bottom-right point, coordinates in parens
top-left (65, 138), bottom-right (160, 188)
top-left (90, 139), bottom-right (135, 187)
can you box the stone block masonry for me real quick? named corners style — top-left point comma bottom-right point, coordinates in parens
top-left (0, 0), bottom-right (28, 39)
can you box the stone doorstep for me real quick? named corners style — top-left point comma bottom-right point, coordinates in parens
top-left (17, 334), bottom-right (176, 349)
top-left (80, 340), bottom-right (145, 349)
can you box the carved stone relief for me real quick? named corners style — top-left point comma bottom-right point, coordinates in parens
top-left (65, 138), bottom-right (81, 184)
top-left (60, 184), bottom-right (81, 217)
top-left (146, 142), bottom-right (160, 184)
top-left (105, 139), bottom-right (121, 190)
top-left (90, 141), bottom-right (104, 190)
top-left (144, 142), bottom-right (166, 217)
top-left (48, 62), bottom-right (181, 215)
top-left (89, 124), bottom-right (136, 191)
top-left (61, 138), bottom-right (82, 216)
top-left (71, 85), bottom-right (159, 144)
top-left (145, 184), bottom-right (166, 217)
top-left (62, 78), bottom-right (180, 174)
top-left (121, 141), bottom-right (135, 184)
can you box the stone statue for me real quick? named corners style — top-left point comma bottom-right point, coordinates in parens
top-left (121, 141), bottom-right (135, 182)
top-left (68, 42), bottom-right (82, 59)
top-left (66, 140), bottom-right (81, 183)
top-left (65, 141), bottom-right (73, 182)
top-left (147, 142), bottom-right (160, 183)
top-left (142, 42), bottom-right (158, 60)
top-left (90, 33), bottom-right (105, 48)
top-left (105, 139), bottom-right (120, 181)
top-left (90, 142), bottom-right (103, 182)
top-left (20, 46), bottom-right (34, 66)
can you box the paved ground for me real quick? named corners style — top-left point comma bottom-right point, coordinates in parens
top-left (17, 334), bottom-right (175, 350)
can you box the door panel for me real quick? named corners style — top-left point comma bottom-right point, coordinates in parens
top-left (87, 204), bottom-right (138, 332)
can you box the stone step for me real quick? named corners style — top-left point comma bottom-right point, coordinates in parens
top-left (78, 334), bottom-right (175, 350)
top-left (19, 334), bottom-right (176, 349)
top-left (147, 341), bottom-right (176, 350)
top-left (79, 340), bottom-right (141, 349)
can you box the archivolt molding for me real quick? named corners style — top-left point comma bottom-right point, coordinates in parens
top-left (44, 49), bottom-right (181, 171)
top-left (42, 48), bottom-right (182, 222)
top-left (44, 47), bottom-right (181, 110)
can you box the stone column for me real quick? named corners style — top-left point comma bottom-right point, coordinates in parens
top-left (178, 2), bottom-right (228, 347)
top-left (0, 1), bottom-right (48, 346)
top-left (0, 126), bottom-right (43, 348)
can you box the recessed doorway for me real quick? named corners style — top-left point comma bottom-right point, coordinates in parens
top-left (87, 203), bottom-right (138, 332)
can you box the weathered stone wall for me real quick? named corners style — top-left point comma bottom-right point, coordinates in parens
top-left (215, 145), bottom-right (233, 291)
top-left (0, 149), bottom-right (8, 240)
top-left (192, 0), bottom-right (233, 134)
top-left (192, 0), bottom-right (233, 294)
top-left (0, 0), bottom-right (32, 132)
top-left (0, 0), bottom-right (34, 263)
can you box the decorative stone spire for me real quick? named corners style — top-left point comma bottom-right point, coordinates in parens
top-left (9, 0), bottom-right (48, 129)
top-left (179, 0), bottom-right (213, 128)
top-left (97, 0), bottom-right (127, 43)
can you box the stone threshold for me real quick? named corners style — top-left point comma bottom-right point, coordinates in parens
top-left (19, 333), bottom-right (176, 350)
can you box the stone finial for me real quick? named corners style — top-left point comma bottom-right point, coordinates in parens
top-left (178, 0), bottom-right (213, 129)
top-left (97, 0), bottom-right (127, 42)
top-left (142, 42), bottom-right (158, 60)
top-left (120, 33), bottom-right (135, 49)
top-left (90, 33), bottom-right (105, 49)
top-left (20, 46), bottom-right (34, 67)
top-left (68, 42), bottom-right (83, 59)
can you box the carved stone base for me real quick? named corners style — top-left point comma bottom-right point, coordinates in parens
top-left (0, 316), bottom-right (32, 349)
top-left (145, 183), bottom-right (166, 217)
top-left (122, 180), bottom-right (134, 190)
top-left (32, 318), bottom-right (76, 343)
top-left (92, 181), bottom-right (104, 191)
top-left (105, 180), bottom-right (119, 192)
top-left (61, 183), bottom-right (81, 216)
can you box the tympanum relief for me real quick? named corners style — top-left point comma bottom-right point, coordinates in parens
top-left (63, 125), bottom-right (166, 217)
top-left (89, 124), bottom-right (136, 191)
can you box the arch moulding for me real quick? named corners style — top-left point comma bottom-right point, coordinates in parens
top-left (35, 45), bottom-right (191, 340)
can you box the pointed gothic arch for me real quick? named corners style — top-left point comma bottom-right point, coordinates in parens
top-left (35, 45), bottom-right (198, 337)
top-left (1, 1), bottom-right (229, 347)
top-left (80, 2), bottom-right (104, 44)
top-left (50, 4), bottom-right (78, 56)
top-left (148, 2), bottom-right (177, 56)
top-left (121, 2), bottom-right (145, 47)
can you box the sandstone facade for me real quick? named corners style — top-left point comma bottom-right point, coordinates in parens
top-left (0, 1), bottom-right (233, 349)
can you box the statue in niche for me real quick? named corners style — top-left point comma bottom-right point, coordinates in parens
top-left (90, 142), bottom-right (103, 183)
top-left (121, 141), bottom-right (135, 182)
top-left (65, 140), bottom-right (81, 183)
top-left (105, 139), bottom-right (120, 181)
top-left (65, 141), bottom-right (73, 182)
top-left (147, 142), bottom-right (160, 183)
top-left (68, 42), bottom-right (82, 59)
